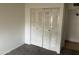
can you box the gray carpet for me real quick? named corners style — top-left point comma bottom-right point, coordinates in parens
top-left (6, 44), bottom-right (57, 55)
top-left (6, 44), bottom-right (79, 55)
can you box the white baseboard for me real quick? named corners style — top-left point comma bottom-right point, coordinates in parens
top-left (2, 43), bottom-right (24, 55)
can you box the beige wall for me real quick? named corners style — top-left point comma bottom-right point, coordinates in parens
top-left (64, 3), bottom-right (79, 43)
top-left (67, 10), bottom-right (79, 42)
top-left (0, 4), bottom-right (25, 55)
top-left (61, 4), bottom-right (69, 47)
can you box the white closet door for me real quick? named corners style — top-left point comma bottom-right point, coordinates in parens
top-left (43, 8), bottom-right (60, 51)
top-left (30, 9), bottom-right (43, 47)
top-left (49, 15), bottom-right (57, 50)
top-left (49, 9), bottom-right (60, 51)
top-left (43, 9), bottom-right (51, 49)
top-left (30, 8), bottom-right (60, 52)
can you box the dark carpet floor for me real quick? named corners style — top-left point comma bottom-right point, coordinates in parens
top-left (6, 44), bottom-right (79, 55)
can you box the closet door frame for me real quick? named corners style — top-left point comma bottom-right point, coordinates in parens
top-left (25, 4), bottom-right (64, 54)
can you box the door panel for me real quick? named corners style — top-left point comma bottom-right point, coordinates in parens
top-left (30, 9), bottom-right (43, 47)
top-left (49, 9), bottom-right (60, 50)
top-left (50, 15), bottom-right (58, 50)
top-left (43, 9), bottom-right (51, 49)
top-left (43, 8), bottom-right (60, 51)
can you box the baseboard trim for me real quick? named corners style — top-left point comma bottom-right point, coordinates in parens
top-left (3, 43), bottom-right (24, 55)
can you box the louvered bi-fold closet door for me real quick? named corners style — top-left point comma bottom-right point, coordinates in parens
top-left (30, 9), bottom-right (43, 47)
top-left (43, 8), bottom-right (60, 51)
top-left (30, 8), bottom-right (60, 52)
top-left (42, 8), bottom-right (51, 49)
